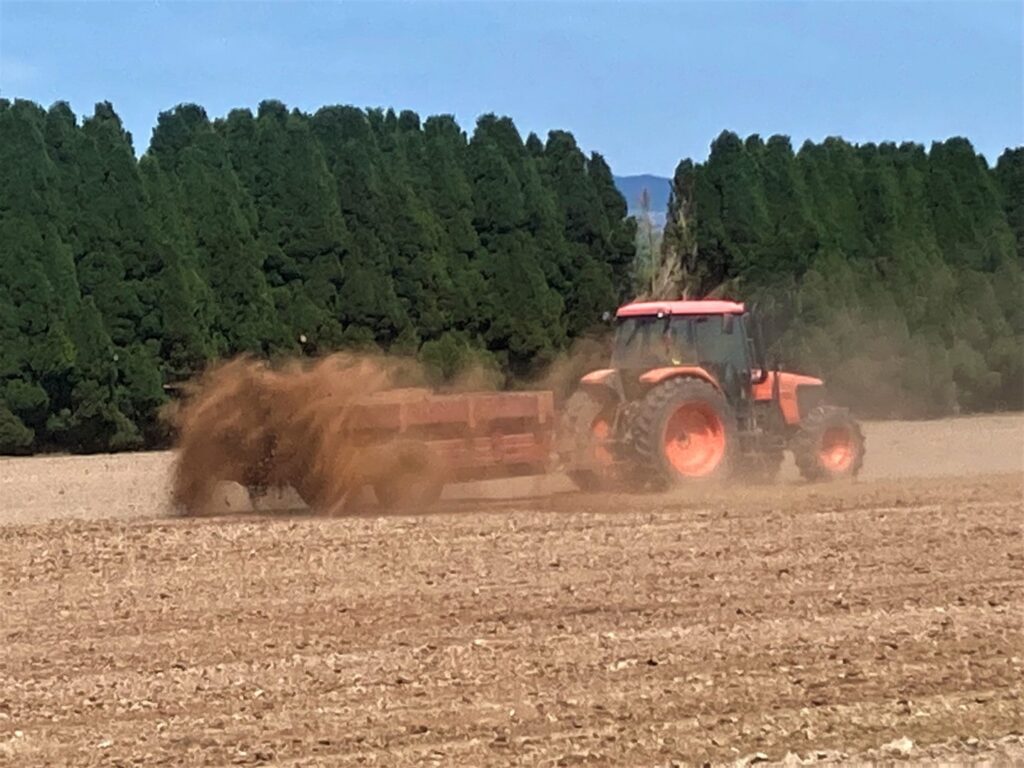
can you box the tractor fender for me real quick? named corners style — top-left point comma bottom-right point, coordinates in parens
top-left (577, 369), bottom-right (623, 402)
top-left (580, 368), bottom-right (616, 386)
top-left (637, 366), bottom-right (722, 392)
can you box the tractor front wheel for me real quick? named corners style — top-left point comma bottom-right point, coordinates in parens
top-left (633, 377), bottom-right (737, 487)
top-left (792, 406), bottom-right (865, 481)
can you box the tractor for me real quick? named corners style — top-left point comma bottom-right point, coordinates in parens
top-left (557, 299), bottom-right (865, 489)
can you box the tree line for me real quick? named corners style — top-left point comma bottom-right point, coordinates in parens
top-left (0, 98), bottom-right (634, 453)
top-left (1, 97), bottom-right (1020, 454)
top-left (656, 132), bottom-right (1023, 418)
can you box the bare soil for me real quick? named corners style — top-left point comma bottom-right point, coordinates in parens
top-left (0, 414), bottom-right (1022, 766)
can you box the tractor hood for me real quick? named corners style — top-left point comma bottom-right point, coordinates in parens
top-left (752, 371), bottom-right (825, 425)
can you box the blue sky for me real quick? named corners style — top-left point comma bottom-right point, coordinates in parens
top-left (1, 0), bottom-right (1021, 175)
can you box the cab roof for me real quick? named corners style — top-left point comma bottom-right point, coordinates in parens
top-left (616, 299), bottom-right (746, 318)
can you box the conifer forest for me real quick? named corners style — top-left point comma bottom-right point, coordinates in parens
top-left (0, 97), bottom-right (1021, 453)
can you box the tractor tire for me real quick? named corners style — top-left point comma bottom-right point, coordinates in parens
top-left (373, 440), bottom-right (445, 511)
top-left (557, 390), bottom-right (618, 491)
top-left (633, 377), bottom-right (737, 487)
top-left (792, 406), bottom-right (865, 482)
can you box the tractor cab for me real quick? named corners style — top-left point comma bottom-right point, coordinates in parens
top-left (609, 300), bottom-right (765, 403)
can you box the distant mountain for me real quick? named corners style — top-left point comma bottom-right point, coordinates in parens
top-left (613, 174), bottom-right (671, 226)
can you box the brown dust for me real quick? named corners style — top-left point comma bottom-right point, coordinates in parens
top-left (164, 352), bottom-right (445, 516)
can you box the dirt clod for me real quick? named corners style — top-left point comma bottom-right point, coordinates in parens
top-left (882, 736), bottom-right (914, 756)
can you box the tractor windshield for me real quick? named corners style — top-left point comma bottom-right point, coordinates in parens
top-left (611, 314), bottom-right (749, 373)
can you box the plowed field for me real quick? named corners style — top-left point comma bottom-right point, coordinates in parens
top-left (1, 415), bottom-right (1022, 766)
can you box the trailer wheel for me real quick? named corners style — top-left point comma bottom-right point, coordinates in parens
top-left (557, 390), bottom-right (619, 491)
top-left (793, 406), bottom-right (865, 481)
top-left (373, 440), bottom-right (445, 511)
top-left (375, 476), bottom-right (443, 510)
top-left (633, 377), bottom-right (737, 487)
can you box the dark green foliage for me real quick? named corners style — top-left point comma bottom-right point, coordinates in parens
top-left (50, 297), bottom-right (144, 452)
top-left (660, 133), bottom-right (1023, 417)
top-left (419, 330), bottom-right (502, 388)
top-left (0, 402), bottom-right (34, 454)
top-left (7, 93), bottom-right (1015, 455)
top-left (138, 155), bottom-right (215, 379)
top-left (468, 118), bottom-right (567, 372)
top-left (0, 98), bottom-right (636, 453)
top-left (150, 105), bottom-right (288, 357)
top-left (588, 152), bottom-right (637, 302)
top-left (0, 100), bottom-right (142, 454)
top-left (995, 148), bottom-right (1024, 256)
top-left (419, 115), bottom-right (490, 335)
top-left (535, 130), bottom-right (614, 335)
top-left (310, 105), bottom-right (410, 344)
top-left (218, 102), bottom-right (348, 352)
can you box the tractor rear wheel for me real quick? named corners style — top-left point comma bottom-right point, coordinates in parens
top-left (792, 406), bottom-right (865, 481)
top-left (557, 390), bottom-right (618, 491)
top-left (633, 377), bottom-right (737, 487)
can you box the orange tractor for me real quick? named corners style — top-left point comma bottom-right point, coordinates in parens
top-left (556, 299), bottom-right (865, 489)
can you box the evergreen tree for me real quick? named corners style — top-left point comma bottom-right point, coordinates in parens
top-left (927, 138), bottom-right (1014, 272)
top-left (588, 151), bottom-right (637, 300)
top-left (468, 122), bottom-right (565, 371)
top-left (994, 147), bottom-right (1024, 257)
top-left (370, 107), bottom-right (455, 346)
top-left (219, 101), bottom-right (350, 352)
top-left (138, 155), bottom-right (214, 380)
top-left (754, 135), bottom-right (819, 282)
top-left (659, 157), bottom-right (719, 297)
top-left (4, 95), bottom-right (1019, 453)
top-left (148, 104), bottom-right (286, 355)
top-left (420, 115), bottom-right (490, 337)
top-left (661, 129), bottom-right (1023, 417)
top-left (538, 130), bottom-right (615, 334)
top-left (0, 103), bottom-right (74, 449)
top-left (70, 103), bottom-right (151, 347)
top-left (310, 105), bottom-right (409, 344)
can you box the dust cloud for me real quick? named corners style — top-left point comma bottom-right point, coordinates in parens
top-left (521, 333), bottom-right (614, 406)
top-left (163, 333), bottom-right (619, 517)
top-left (164, 352), bottom-right (444, 516)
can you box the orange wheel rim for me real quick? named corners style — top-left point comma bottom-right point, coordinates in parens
top-left (591, 416), bottom-right (614, 466)
top-left (819, 426), bottom-right (855, 472)
top-left (662, 402), bottom-right (725, 477)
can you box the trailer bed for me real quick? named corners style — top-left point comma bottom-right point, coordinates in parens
top-left (349, 388), bottom-right (557, 482)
